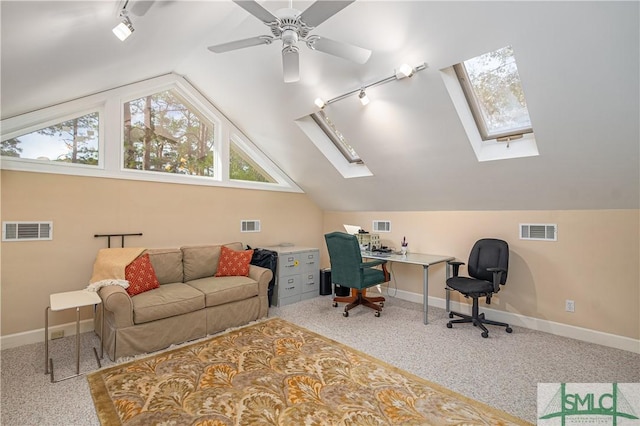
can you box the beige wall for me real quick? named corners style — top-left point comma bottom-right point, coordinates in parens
top-left (323, 210), bottom-right (640, 340)
top-left (2, 170), bottom-right (638, 342)
top-left (0, 171), bottom-right (323, 335)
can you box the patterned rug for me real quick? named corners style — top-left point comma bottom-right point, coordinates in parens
top-left (88, 317), bottom-right (531, 425)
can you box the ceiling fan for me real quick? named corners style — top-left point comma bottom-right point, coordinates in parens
top-left (207, 0), bottom-right (372, 83)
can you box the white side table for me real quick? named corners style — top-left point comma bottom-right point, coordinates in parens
top-left (44, 290), bottom-right (104, 383)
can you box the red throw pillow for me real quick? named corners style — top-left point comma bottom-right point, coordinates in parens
top-left (125, 254), bottom-right (160, 296)
top-left (215, 246), bottom-right (254, 277)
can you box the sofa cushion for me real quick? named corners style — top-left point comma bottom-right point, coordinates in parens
top-left (215, 246), bottom-right (254, 277)
top-left (181, 243), bottom-right (243, 282)
top-left (132, 283), bottom-right (205, 324)
top-left (187, 276), bottom-right (259, 308)
top-left (125, 254), bottom-right (160, 296)
top-left (145, 248), bottom-right (184, 284)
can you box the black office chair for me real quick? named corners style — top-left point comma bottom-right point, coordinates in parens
top-left (446, 238), bottom-right (512, 338)
top-left (324, 232), bottom-right (389, 317)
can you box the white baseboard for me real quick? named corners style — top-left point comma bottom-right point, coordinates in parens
top-left (1, 319), bottom-right (96, 350)
top-left (386, 288), bottom-right (640, 354)
top-left (2, 293), bottom-right (639, 354)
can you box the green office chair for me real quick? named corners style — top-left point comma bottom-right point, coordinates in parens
top-left (324, 232), bottom-right (389, 317)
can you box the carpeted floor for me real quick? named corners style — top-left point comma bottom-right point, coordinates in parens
top-left (2, 293), bottom-right (639, 425)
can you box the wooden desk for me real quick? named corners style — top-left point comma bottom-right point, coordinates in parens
top-left (362, 251), bottom-right (454, 324)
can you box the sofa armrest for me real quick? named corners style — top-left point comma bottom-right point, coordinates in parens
top-left (248, 264), bottom-right (272, 296)
top-left (98, 286), bottom-right (134, 328)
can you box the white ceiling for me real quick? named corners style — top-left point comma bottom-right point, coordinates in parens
top-left (2, 1), bottom-right (638, 211)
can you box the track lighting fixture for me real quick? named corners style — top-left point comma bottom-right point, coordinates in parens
top-left (358, 90), bottom-right (370, 106)
top-left (313, 62), bottom-right (427, 109)
top-left (113, 11), bottom-right (134, 41)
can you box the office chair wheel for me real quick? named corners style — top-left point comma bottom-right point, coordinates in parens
top-left (343, 311), bottom-right (349, 317)
top-left (375, 311), bottom-right (380, 317)
top-left (446, 322), bottom-right (453, 328)
top-left (449, 312), bottom-right (454, 318)
top-left (379, 302), bottom-right (384, 307)
top-left (481, 331), bottom-right (489, 338)
top-left (333, 302), bottom-right (338, 307)
top-left (506, 327), bottom-right (513, 333)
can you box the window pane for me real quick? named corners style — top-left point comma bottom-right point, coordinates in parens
top-left (123, 90), bottom-right (215, 177)
top-left (461, 45), bottom-right (532, 139)
top-left (1, 112), bottom-right (99, 165)
top-left (230, 141), bottom-right (275, 183)
top-left (310, 110), bottom-right (362, 163)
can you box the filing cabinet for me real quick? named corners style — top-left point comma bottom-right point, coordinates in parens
top-left (267, 246), bottom-right (320, 307)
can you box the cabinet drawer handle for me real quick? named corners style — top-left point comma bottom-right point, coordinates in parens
top-left (285, 287), bottom-right (295, 290)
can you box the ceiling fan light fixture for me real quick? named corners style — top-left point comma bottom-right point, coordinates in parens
top-left (113, 14), bottom-right (134, 41)
top-left (358, 90), bottom-right (369, 106)
top-left (314, 98), bottom-right (326, 109)
top-left (395, 63), bottom-right (414, 79)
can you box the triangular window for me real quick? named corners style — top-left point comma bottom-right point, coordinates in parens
top-left (1, 111), bottom-right (99, 165)
top-left (230, 137), bottom-right (275, 183)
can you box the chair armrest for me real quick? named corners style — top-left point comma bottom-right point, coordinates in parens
top-left (448, 261), bottom-right (465, 277)
top-left (98, 286), bottom-right (134, 328)
top-left (487, 267), bottom-right (507, 292)
top-left (248, 264), bottom-right (272, 297)
top-left (361, 260), bottom-right (386, 269)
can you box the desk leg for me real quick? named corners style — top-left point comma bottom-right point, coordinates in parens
top-left (75, 307), bottom-right (81, 375)
top-left (44, 306), bottom-right (50, 375)
top-left (422, 265), bottom-right (429, 325)
top-left (445, 262), bottom-right (452, 313)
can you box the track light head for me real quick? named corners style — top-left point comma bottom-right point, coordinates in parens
top-left (314, 98), bottom-right (326, 109)
top-left (358, 90), bottom-right (369, 106)
top-left (395, 63), bottom-right (414, 79)
top-left (113, 13), bottom-right (134, 41)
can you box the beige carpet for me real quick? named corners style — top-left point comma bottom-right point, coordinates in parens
top-left (88, 317), bottom-right (531, 425)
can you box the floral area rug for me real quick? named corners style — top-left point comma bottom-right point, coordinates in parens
top-left (88, 317), bottom-right (531, 425)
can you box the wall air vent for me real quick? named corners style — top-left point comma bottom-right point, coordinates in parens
top-left (2, 221), bottom-right (53, 241)
top-left (241, 220), bottom-right (261, 233)
top-left (520, 223), bottom-right (557, 241)
top-left (373, 220), bottom-right (391, 232)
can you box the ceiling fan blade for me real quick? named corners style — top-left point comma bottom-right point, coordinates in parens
top-left (233, 0), bottom-right (278, 24)
top-left (208, 36), bottom-right (274, 53)
top-left (308, 36), bottom-right (371, 64)
top-left (299, 0), bottom-right (355, 28)
top-left (282, 47), bottom-right (300, 83)
top-left (129, 1), bottom-right (154, 16)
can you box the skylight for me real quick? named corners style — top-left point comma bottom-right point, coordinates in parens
top-left (454, 45), bottom-right (533, 141)
top-left (310, 110), bottom-right (362, 164)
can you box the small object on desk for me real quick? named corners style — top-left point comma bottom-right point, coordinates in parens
top-left (401, 237), bottom-right (408, 255)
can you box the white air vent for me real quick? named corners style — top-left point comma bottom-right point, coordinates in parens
top-left (3, 221), bottom-right (53, 241)
top-left (373, 220), bottom-right (391, 232)
top-left (520, 223), bottom-right (557, 241)
top-left (241, 220), bottom-right (261, 233)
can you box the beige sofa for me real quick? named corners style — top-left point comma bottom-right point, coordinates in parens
top-left (96, 242), bottom-right (272, 360)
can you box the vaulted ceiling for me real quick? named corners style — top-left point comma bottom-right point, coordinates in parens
top-left (2, 1), bottom-right (638, 211)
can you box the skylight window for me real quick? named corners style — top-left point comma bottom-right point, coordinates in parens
top-left (310, 110), bottom-right (362, 164)
top-left (454, 46), bottom-right (532, 141)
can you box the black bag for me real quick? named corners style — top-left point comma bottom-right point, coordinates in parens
top-left (248, 247), bottom-right (278, 306)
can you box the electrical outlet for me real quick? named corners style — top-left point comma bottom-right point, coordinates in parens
top-left (51, 330), bottom-right (64, 340)
top-left (565, 299), bottom-right (575, 313)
